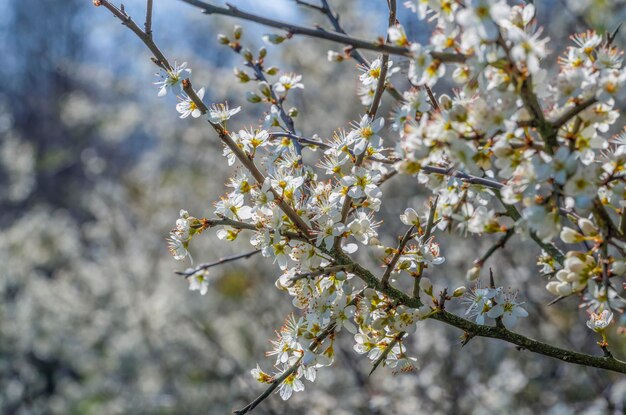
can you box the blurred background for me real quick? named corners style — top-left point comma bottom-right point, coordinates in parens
top-left (1, 0), bottom-right (625, 414)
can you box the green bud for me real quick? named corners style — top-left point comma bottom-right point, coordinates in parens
top-left (265, 66), bottom-right (279, 75)
top-left (263, 34), bottom-right (285, 44)
top-left (335, 271), bottom-right (347, 281)
top-left (242, 49), bottom-right (253, 62)
top-left (453, 286), bottom-right (467, 297)
top-left (246, 92), bottom-right (262, 103)
top-left (233, 25), bottom-right (243, 40)
top-left (234, 68), bottom-right (250, 83)
top-left (217, 34), bottom-right (230, 45)
top-left (258, 81), bottom-right (271, 98)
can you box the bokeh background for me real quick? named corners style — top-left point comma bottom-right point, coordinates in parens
top-left (1, 0), bottom-right (626, 414)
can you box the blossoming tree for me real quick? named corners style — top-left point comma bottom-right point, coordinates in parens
top-left (94, 0), bottom-right (625, 412)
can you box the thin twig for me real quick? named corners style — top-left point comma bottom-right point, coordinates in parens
top-left (297, 0), bottom-right (403, 101)
top-left (429, 310), bottom-right (626, 374)
top-left (180, 0), bottom-right (466, 63)
top-left (182, 78), bottom-right (208, 113)
top-left (247, 62), bottom-right (303, 157)
top-left (424, 85), bottom-right (439, 111)
top-left (552, 97), bottom-right (598, 129)
top-left (366, 0), bottom-right (396, 118)
top-left (94, 0), bottom-right (171, 71)
top-left (421, 165), bottom-right (504, 189)
top-left (381, 225), bottom-right (415, 286)
top-left (268, 132), bottom-right (331, 149)
top-left (234, 356), bottom-right (302, 415)
top-left (413, 196), bottom-right (438, 297)
top-left (233, 322), bottom-right (337, 414)
top-left (369, 332), bottom-right (405, 376)
top-left (176, 249), bottom-right (262, 277)
top-left (474, 229), bottom-right (515, 267)
top-left (496, 194), bottom-right (566, 265)
top-left (291, 264), bottom-right (355, 281)
top-left (145, 0), bottom-right (153, 38)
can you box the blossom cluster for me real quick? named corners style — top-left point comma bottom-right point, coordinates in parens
top-left (389, 2), bottom-right (625, 321)
top-left (150, 0), bottom-right (624, 404)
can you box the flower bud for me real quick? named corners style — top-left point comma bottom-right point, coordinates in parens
top-left (438, 94), bottom-right (452, 110)
top-left (611, 260), bottom-right (626, 276)
top-left (571, 280), bottom-right (585, 292)
top-left (246, 92), bottom-right (262, 103)
top-left (400, 208), bottom-right (420, 226)
top-left (288, 107), bottom-right (298, 117)
top-left (564, 255), bottom-right (585, 273)
top-left (556, 282), bottom-right (573, 296)
top-left (560, 227), bottom-right (581, 244)
top-left (262, 34), bottom-right (285, 44)
top-left (466, 265), bottom-right (481, 281)
top-left (555, 269), bottom-right (570, 282)
top-left (233, 25), bottom-right (243, 40)
top-left (416, 304), bottom-right (431, 318)
top-left (234, 68), bottom-right (250, 83)
top-left (217, 34), bottom-right (230, 45)
top-left (578, 218), bottom-right (597, 236)
top-left (242, 49), bottom-right (253, 62)
top-left (545, 281), bottom-right (560, 296)
top-left (258, 81), bottom-right (271, 97)
top-left (452, 286), bottom-right (467, 297)
top-left (419, 277), bottom-right (432, 295)
top-left (258, 47), bottom-right (267, 59)
top-left (327, 50), bottom-right (344, 62)
top-left (265, 66), bottom-right (279, 75)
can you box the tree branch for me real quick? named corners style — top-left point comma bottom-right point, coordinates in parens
top-left (474, 228), bottom-right (515, 267)
top-left (497, 195), bottom-right (566, 265)
top-left (430, 311), bottom-right (626, 374)
top-left (247, 62), bottom-right (303, 158)
top-left (552, 97), bottom-right (598, 130)
top-left (381, 225), bottom-right (415, 286)
top-left (94, 0), bottom-right (171, 71)
top-left (326, 245), bottom-right (626, 374)
top-left (180, 0), bottom-right (466, 63)
top-left (291, 263), bottom-right (355, 281)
